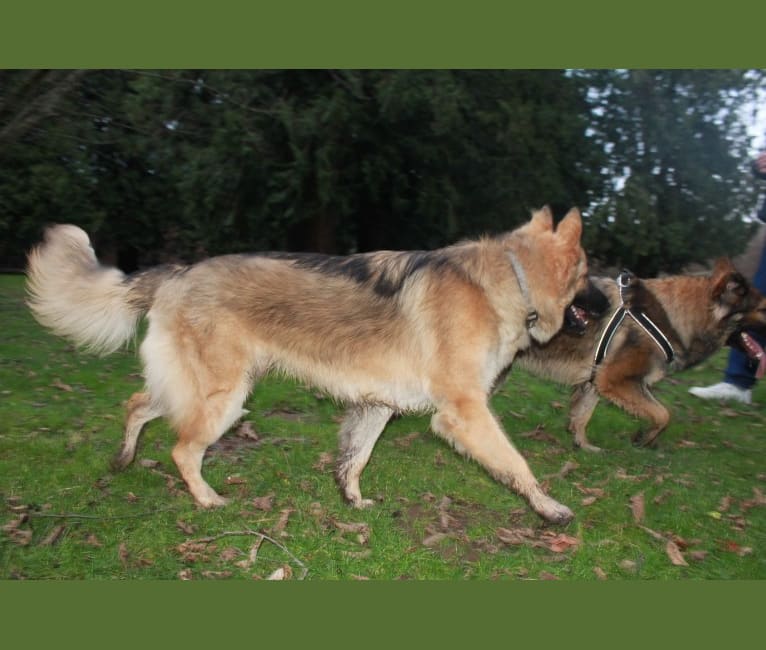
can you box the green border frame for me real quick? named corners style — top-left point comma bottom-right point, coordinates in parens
top-left (2, 1), bottom-right (766, 647)
top-left (1, 1), bottom-right (766, 68)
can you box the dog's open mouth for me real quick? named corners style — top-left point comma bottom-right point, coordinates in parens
top-left (729, 331), bottom-right (766, 379)
top-left (565, 304), bottom-right (589, 334)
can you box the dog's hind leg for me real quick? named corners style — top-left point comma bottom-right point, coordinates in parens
top-left (112, 391), bottom-right (165, 471)
top-left (336, 405), bottom-right (393, 508)
top-left (171, 379), bottom-right (252, 508)
top-left (596, 374), bottom-right (670, 448)
top-left (431, 392), bottom-right (574, 525)
top-left (568, 382), bottom-right (602, 452)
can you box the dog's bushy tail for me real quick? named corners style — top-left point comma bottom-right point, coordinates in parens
top-left (26, 224), bottom-right (148, 355)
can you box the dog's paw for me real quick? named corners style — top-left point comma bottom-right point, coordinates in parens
top-left (349, 497), bottom-right (376, 509)
top-left (195, 493), bottom-right (230, 508)
top-left (574, 441), bottom-right (602, 453)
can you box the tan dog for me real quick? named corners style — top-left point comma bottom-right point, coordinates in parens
top-left (26, 207), bottom-right (589, 524)
top-left (515, 259), bottom-right (766, 451)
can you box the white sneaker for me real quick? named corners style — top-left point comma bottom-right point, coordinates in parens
top-left (688, 382), bottom-right (752, 404)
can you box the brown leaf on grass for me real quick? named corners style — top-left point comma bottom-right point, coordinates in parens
top-left (689, 550), bottom-right (709, 562)
top-left (619, 559), bottom-right (638, 572)
top-left (496, 527), bottom-right (537, 546)
top-left (545, 460), bottom-right (579, 481)
top-left (742, 487), bottom-right (766, 511)
top-left (138, 458), bottom-right (160, 469)
top-left (178, 568), bottom-right (193, 580)
top-left (225, 475), bottom-right (247, 485)
top-left (266, 565), bottom-right (293, 580)
top-left (394, 432), bottom-right (420, 448)
top-left (312, 451), bottom-right (334, 472)
top-left (126, 492), bottom-right (140, 503)
top-left (593, 567), bottom-right (608, 580)
top-left (543, 532), bottom-right (580, 553)
top-left (118, 542), bottom-right (130, 568)
top-left (84, 533), bottom-right (102, 547)
top-left (333, 520), bottom-right (371, 545)
top-left (721, 540), bottom-right (753, 556)
top-left (201, 570), bottom-right (234, 579)
top-left (251, 494), bottom-right (275, 511)
top-left (272, 508), bottom-right (294, 537)
top-left (630, 492), bottom-right (645, 524)
top-left (51, 379), bottom-right (73, 392)
top-left (433, 450), bottom-right (446, 466)
top-left (235, 421), bottom-right (260, 441)
top-left (422, 532), bottom-right (450, 547)
top-left (653, 490), bottom-right (673, 505)
top-left (39, 525), bottom-right (66, 547)
top-left (539, 571), bottom-right (559, 580)
top-left (676, 439), bottom-right (698, 448)
top-left (176, 520), bottom-right (196, 535)
top-left (550, 401), bottom-right (565, 410)
top-left (581, 496), bottom-right (598, 506)
top-left (665, 540), bottom-right (688, 566)
top-left (573, 483), bottom-right (605, 498)
top-left (614, 468), bottom-right (645, 482)
top-left (638, 525), bottom-right (665, 541)
top-left (235, 539), bottom-right (264, 569)
top-left (519, 424), bottom-right (560, 446)
top-left (218, 547), bottom-right (240, 562)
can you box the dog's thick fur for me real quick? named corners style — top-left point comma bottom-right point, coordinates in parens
top-left (515, 258), bottom-right (766, 451)
top-left (26, 207), bottom-right (589, 524)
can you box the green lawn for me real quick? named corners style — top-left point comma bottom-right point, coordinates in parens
top-left (2, 273), bottom-right (766, 580)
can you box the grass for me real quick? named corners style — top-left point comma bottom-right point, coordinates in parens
top-left (1, 272), bottom-right (766, 580)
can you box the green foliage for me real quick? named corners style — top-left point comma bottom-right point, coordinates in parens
top-left (2, 275), bottom-right (766, 580)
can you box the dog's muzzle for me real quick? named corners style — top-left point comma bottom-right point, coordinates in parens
top-left (565, 304), bottom-right (589, 334)
top-left (729, 330), bottom-right (766, 378)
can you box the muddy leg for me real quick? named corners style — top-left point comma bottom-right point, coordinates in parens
top-left (568, 382), bottom-right (602, 452)
top-left (112, 391), bottom-right (164, 471)
top-left (336, 405), bottom-right (393, 508)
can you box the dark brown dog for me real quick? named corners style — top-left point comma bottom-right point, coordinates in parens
top-left (515, 258), bottom-right (766, 450)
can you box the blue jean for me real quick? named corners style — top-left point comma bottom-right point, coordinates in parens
top-left (724, 239), bottom-right (766, 389)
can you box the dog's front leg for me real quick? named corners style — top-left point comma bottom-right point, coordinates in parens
top-left (336, 405), bottom-right (393, 508)
top-left (431, 392), bottom-right (574, 525)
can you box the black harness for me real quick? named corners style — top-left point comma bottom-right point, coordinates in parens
top-left (593, 271), bottom-right (676, 367)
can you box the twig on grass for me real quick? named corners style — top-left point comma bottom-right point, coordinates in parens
top-left (26, 506), bottom-right (180, 520)
top-left (188, 529), bottom-right (308, 579)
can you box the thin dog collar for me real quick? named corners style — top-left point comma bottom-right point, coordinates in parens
top-left (593, 271), bottom-right (675, 367)
top-left (507, 252), bottom-right (539, 329)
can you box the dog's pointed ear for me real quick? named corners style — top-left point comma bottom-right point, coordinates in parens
top-left (711, 258), bottom-right (748, 303)
top-left (555, 207), bottom-right (583, 245)
top-left (528, 206), bottom-right (554, 233)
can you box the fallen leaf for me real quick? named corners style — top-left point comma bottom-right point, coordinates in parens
top-left (539, 571), bottom-right (559, 580)
top-left (272, 508), bottom-right (294, 537)
top-left (118, 542), bottom-right (130, 568)
top-left (176, 520), bottom-right (196, 535)
top-left (717, 496), bottom-right (732, 512)
top-left (593, 567), bottom-right (608, 580)
top-left (266, 565), bottom-right (293, 580)
top-left (630, 492), bottom-right (645, 524)
top-left (51, 379), bottom-right (73, 392)
top-left (225, 475), bottom-right (247, 485)
top-left (619, 559), bottom-right (638, 572)
top-left (394, 432), bottom-right (420, 448)
top-left (252, 494), bottom-right (275, 511)
top-left (689, 550), bottom-right (708, 562)
top-left (545, 533), bottom-right (580, 553)
top-left (138, 458), bottom-right (160, 468)
top-left (178, 569), bottom-right (193, 580)
top-left (422, 532), bottom-right (449, 547)
top-left (312, 452), bottom-right (334, 471)
top-left (39, 525), bottom-right (66, 547)
top-left (581, 496), bottom-right (598, 506)
top-left (496, 527), bottom-right (537, 546)
top-left (235, 421), bottom-right (260, 441)
top-left (201, 570), bottom-right (234, 579)
top-left (665, 540), bottom-right (688, 566)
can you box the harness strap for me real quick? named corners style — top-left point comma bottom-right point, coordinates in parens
top-left (508, 252), bottom-right (539, 329)
top-left (593, 271), bottom-right (675, 368)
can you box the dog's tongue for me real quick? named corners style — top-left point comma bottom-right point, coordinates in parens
top-left (741, 332), bottom-right (766, 379)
